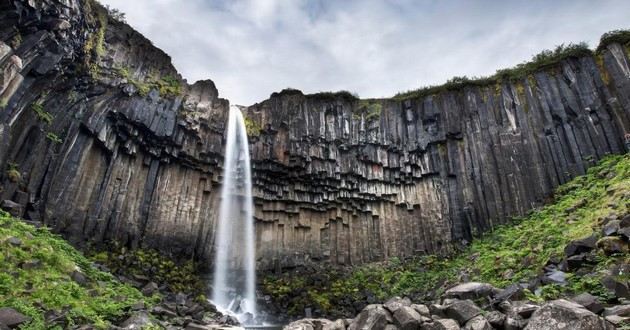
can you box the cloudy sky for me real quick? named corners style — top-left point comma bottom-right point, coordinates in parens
top-left (100, 0), bottom-right (629, 105)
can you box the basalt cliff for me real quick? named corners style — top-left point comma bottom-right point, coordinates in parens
top-left (1, 0), bottom-right (629, 271)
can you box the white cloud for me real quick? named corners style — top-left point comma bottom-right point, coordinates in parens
top-left (100, 0), bottom-right (630, 105)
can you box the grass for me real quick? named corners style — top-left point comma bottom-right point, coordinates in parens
top-left (597, 29), bottom-right (630, 52)
top-left (116, 67), bottom-right (182, 98)
top-left (46, 132), bottom-right (63, 144)
top-left (6, 163), bottom-right (21, 183)
top-left (31, 101), bottom-right (53, 125)
top-left (263, 154), bottom-right (630, 317)
top-left (394, 43), bottom-right (592, 100)
top-left (0, 210), bottom-right (158, 329)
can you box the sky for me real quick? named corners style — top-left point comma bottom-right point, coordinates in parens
top-left (99, 0), bottom-right (630, 105)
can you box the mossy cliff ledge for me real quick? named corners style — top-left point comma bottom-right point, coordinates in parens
top-left (0, 0), bottom-right (630, 273)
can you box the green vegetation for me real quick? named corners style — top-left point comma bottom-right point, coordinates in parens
top-left (89, 244), bottom-right (205, 297)
top-left (0, 98), bottom-right (8, 110)
top-left (354, 100), bottom-right (382, 121)
top-left (263, 154), bottom-right (630, 317)
top-left (31, 101), bottom-right (53, 124)
top-left (394, 43), bottom-right (592, 100)
top-left (115, 67), bottom-right (182, 97)
top-left (597, 29), bottom-right (630, 52)
top-left (46, 132), bottom-right (63, 144)
top-left (0, 210), bottom-right (157, 329)
top-left (83, 1), bottom-right (109, 79)
top-left (6, 163), bottom-right (21, 183)
top-left (243, 115), bottom-right (262, 137)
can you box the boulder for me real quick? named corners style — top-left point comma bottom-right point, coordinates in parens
top-left (504, 317), bottom-right (525, 330)
top-left (120, 311), bottom-right (153, 329)
top-left (420, 318), bottom-right (460, 330)
top-left (602, 275), bottom-right (630, 299)
top-left (464, 315), bottom-right (492, 330)
top-left (1, 200), bottom-right (22, 216)
top-left (509, 301), bottom-right (539, 319)
top-left (141, 282), bottom-right (159, 296)
top-left (0, 308), bottom-right (30, 329)
top-left (602, 220), bottom-right (620, 236)
top-left (284, 318), bottom-right (337, 330)
top-left (411, 304), bottom-right (430, 317)
top-left (524, 299), bottom-right (610, 330)
top-left (384, 296), bottom-right (411, 313)
top-left (485, 311), bottom-right (506, 328)
top-left (564, 235), bottom-right (597, 257)
top-left (602, 304), bottom-right (630, 317)
top-left (348, 305), bottom-right (391, 330)
top-left (444, 300), bottom-right (482, 325)
top-left (570, 293), bottom-right (604, 314)
top-left (393, 306), bottom-right (422, 330)
top-left (71, 270), bottom-right (88, 286)
top-left (596, 236), bottom-right (629, 255)
top-left (444, 282), bottom-right (499, 300)
top-left (6, 237), bottom-right (21, 246)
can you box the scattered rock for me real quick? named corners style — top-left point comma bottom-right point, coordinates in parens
top-left (120, 311), bottom-right (153, 329)
top-left (602, 304), bottom-right (630, 317)
top-left (564, 235), bottom-right (597, 257)
top-left (142, 282), bottom-right (158, 296)
top-left (602, 275), bottom-right (630, 299)
top-left (602, 220), bottom-right (621, 236)
top-left (0, 308), bottom-right (30, 329)
top-left (383, 296), bottom-right (411, 313)
top-left (444, 299), bottom-right (482, 325)
top-left (348, 305), bottom-right (391, 330)
top-left (464, 315), bottom-right (492, 330)
top-left (571, 293), bottom-right (604, 314)
top-left (444, 282), bottom-right (499, 300)
top-left (596, 236), bottom-right (629, 255)
top-left (509, 301), bottom-right (539, 319)
top-left (420, 318), bottom-right (460, 330)
top-left (392, 306), bottom-right (422, 330)
top-left (71, 270), bottom-right (88, 286)
top-left (284, 318), bottom-right (335, 330)
top-left (411, 304), bottom-right (430, 317)
top-left (485, 310), bottom-right (506, 328)
top-left (524, 299), bottom-right (609, 330)
top-left (6, 237), bottom-right (21, 246)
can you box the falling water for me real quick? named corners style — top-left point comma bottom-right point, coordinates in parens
top-left (212, 106), bottom-right (257, 322)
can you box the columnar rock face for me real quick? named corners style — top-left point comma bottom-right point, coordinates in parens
top-left (1, 0), bottom-right (629, 270)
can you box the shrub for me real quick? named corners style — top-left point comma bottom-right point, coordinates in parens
top-left (31, 101), bottom-right (53, 124)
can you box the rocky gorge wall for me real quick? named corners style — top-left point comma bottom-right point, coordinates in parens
top-left (1, 0), bottom-right (629, 271)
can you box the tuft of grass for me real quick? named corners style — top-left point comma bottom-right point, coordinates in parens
top-left (263, 154), bottom-right (630, 318)
top-left (6, 163), bottom-right (21, 183)
top-left (0, 211), bottom-right (158, 329)
top-left (31, 101), bottom-right (53, 125)
top-left (46, 132), bottom-right (63, 144)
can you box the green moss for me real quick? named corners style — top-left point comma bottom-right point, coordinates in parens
top-left (0, 98), bottom-right (8, 110)
top-left (354, 100), bottom-right (382, 121)
top-left (0, 211), bottom-right (157, 329)
top-left (263, 154), bottom-right (630, 316)
top-left (87, 244), bottom-right (205, 296)
top-left (31, 101), bottom-right (53, 125)
top-left (6, 163), bottom-right (21, 183)
top-left (243, 115), bottom-right (262, 137)
top-left (46, 132), bottom-right (63, 144)
top-left (597, 29), bottom-right (630, 52)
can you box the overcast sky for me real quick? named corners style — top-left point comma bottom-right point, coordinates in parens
top-left (99, 0), bottom-right (630, 105)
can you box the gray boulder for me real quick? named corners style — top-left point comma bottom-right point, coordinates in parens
top-left (348, 305), bottom-right (391, 330)
top-left (393, 306), bottom-right (422, 330)
top-left (444, 300), bottom-right (482, 325)
top-left (284, 318), bottom-right (341, 330)
top-left (524, 299), bottom-right (611, 330)
top-left (464, 315), bottom-right (492, 330)
top-left (120, 311), bottom-right (153, 329)
top-left (485, 311), bottom-right (506, 328)
top-left (444, 282), bottom-right (500, 300)
top-left (384, 296), bottom-right (412, 313)
top-left (411, 304), bottom-right (430, 317)
top-left (420, 318), bottom-right (460, 330)
top-left (0, 308), bottom-right (30, 329)
top-left (571, 293), bottom-right (604, 314)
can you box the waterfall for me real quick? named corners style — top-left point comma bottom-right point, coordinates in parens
top-left (212, 106), bottom-right (257, 323)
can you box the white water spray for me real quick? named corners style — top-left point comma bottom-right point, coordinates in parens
top-left (212, 106), bottom-right (256, 322)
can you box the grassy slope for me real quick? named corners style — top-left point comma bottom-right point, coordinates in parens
top-left (263, 154), bottom-right (630, 317)
top-left (0, 211), bottom-right (158, 329)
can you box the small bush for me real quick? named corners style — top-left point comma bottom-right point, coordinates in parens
top-left (46, 132), bottom-right (63, 144)
top-left (597, 29), bottom-right (630, 51)
top-left (6, 163), bottom-right (21, 183)
top-left (31, 101), bottom-right (53, 124)
top-left (244, 115), bottom-right (262, 137)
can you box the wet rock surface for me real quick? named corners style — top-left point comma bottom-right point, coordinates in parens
top-left (0, 0), bottom-right (629, 272)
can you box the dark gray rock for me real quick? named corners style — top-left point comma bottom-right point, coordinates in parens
top-left (142, 282), bottom-right (159, 296)
top-left (6, 237), bottom-right (21, 246)
top-left (596, 236), bottom-right (629, 255)
top-left (444, 282), bottom-right (500, 300)
top-left (411, 304), bottom-right (430, 317)
top-left (120, 311), bottom-right (153, 329)
top-left (0, 308), bottom-right (29, 329)
top-left (602, 220), bottom-right (621, 236)
top-left (420, 318), bottom-right (460, 330)
top-left (348, 305), bottom-right (391, 330)
top-left (564, 235), bottom-right (598, 257)
top-left (571, 293), bottom-right (604, 314)
top-left (524, 299), bottom-right (610, 330)
top-left (485, 310), bottom-right (506, 328)
top-left (464, 315), bottom-right (492, 330)
top-left (70, 270), bottom-right (88, 286)
top-left (393, 306), bottom-right (422, 330)
top-left (444, 300), bottom-right (482, 325)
